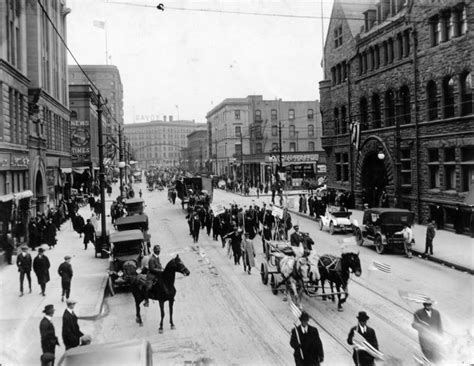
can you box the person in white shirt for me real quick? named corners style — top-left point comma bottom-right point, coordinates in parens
top-left (396, 224), bottom-right (414, 258)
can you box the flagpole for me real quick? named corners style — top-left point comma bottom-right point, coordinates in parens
top-left (105, 23), bottom-right (109, 65)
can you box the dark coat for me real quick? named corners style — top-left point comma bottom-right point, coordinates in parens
top-left (290, 324), bottom-right (324, 366)
top-left (33, 255), bottom-right (51, 285)
top-left (58, 261), bottom-right (73, 283)
top-left (290, 231), bottom-right (303, 247)
top-left (146, 254), bottom-right (163, 282)
top-left (44, 222), bottom-right (57, 246)
top-left (72, 215), bottom-right (85, 234)
top-left (39, 317), bottom-right (59, 354)
top-left (62, 310), bottom-right (83, 350)
top-left (412, 308), bottom-right (443, 363)
top-left (347, 325), bottom-right (379, 366)
top-left (82, 222), bottom-right (95, 244)
top-left (17, 252), bottom-right (32, 272)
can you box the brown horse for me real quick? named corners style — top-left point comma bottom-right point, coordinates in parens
top-left (130, 255), bottom-right (190, 333)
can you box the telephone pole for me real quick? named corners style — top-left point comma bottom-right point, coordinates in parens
top-left (97, 93), bottom-right (107, 245)
top-left (240, 131), bottom-right (244, 183)
top-left (118, 126), bottom-right (124, 197)
top-left (278, 119), bottom-right (283, 171)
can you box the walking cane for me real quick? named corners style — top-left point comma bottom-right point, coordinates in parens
top-left (293, 322), bottom-right (305, 361)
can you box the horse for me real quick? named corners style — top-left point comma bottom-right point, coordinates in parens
top-left (317, 252), bottom-right (361, 311)
top-left (129, 255), bottom-right (190, 333)
top-left (275, 248), bottom-right (311, 305)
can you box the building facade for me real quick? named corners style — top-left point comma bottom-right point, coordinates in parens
top-left (184, 129), bottom-right (209, 174)
top-left (0, 0), bottom-right (71, 238)
top-left (320, 0), bottom-right (473, 231)
top-left (124, 118), bottom-right (203, 170)
top-left (207, 95), bottom-right (325, 187)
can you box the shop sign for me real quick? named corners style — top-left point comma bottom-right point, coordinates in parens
top-left (11, 156), bottom-right (29, 168)
top-left (317, 165), bottom-right (327, 173)
top-left (71, 120), bottom-right (91, 162)
top-left (0, 153), bottom-right (10, 169)
top-left (265, 154), bottom-right (319, 163)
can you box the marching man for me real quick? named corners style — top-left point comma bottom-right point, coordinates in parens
top-left (290, 311), bottom-right (324, 366)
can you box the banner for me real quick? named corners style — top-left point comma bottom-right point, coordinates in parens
top-left (211, 204), bottom-right (225, 216)
top-left (350, 121), bottom-right (361, 151)
top-left (272, 206), bottom-right (283, 219)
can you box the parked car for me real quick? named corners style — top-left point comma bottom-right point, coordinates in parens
top-left (319, 205), bottom-right (354, 235)
top-left (115, 214), bottom-right (151, 253)
top-left (108, 229), bottom-right (147, 289)
top-left (123, 198), bottom-right (146, 216)
top-left (354, 208), bottom-right (415, 254)
top-left (58, 339), bottom-right (153, 366)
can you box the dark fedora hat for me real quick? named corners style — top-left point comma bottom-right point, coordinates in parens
top-left (42, 304), bottom-right (55, 314)
top-left (299, 311), bottom-right (310, 322)
top-left (357, 311), bottom-right (369, 321)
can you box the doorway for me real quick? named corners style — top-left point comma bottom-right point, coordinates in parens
top-left (361, 152), bottom-right (388, 208)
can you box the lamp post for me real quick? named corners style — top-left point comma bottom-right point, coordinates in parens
top-left (118, 161), bottom-right (125, 198)
top-left (96, 93), bottom-right (107, 246)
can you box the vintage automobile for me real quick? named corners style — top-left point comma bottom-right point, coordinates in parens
top-left (108, 229), bottom-right (147, 288)
top-left (319, 205), bottom-right (354, 235)
top-left (94, 229), bottom-right (110, 258)
top-left (354, 208), bottom-right (415, 254)
top-left (123, 198), bottom-right (146, 216)
top-left (115, 214), bottom-right (151, 253)
top-left (58, 339), bottom-right (153, 366)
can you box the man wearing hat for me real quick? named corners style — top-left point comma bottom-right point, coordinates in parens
top-left (144, 244), bottom-right (163, 307)
top-left (290, 224), bottom-right (303, 247)
top-left (241, 231), bottom-right (256, 274)
top-left (412, 299), bottom-right (443, 363)
top-left (17, 245), bottom-right (32, 296)
top-left (290, 311), bottom-right (324, 366)
top-left (39, 304), bottom-right (60, 365)
top-left (347, 311), bottom-right (379, 366)
top-left (33, 247), bottom-right (51, 296)
top-left (62, 299), bottom-right (85, 350)
top-left (58, 256), bottom-right (73, 302)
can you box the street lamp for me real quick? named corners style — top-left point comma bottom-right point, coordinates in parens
top-left (377, 150), bottom-right (385, 160)
top-left (118, 161), bottom-right (125, 197)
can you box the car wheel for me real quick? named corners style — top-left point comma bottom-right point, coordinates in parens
top-left (375, 236), bottom-right (384, 254)
top-left (329, 222), bottom-right (335, 235)
top-left (319, 220), bottom-right (324, 231)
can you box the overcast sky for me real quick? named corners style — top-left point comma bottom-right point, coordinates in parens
top-left (67, 0), bottom-right (335, 124)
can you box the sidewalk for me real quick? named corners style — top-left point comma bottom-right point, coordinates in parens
top-left (227, 189), bottom-right (474, 274)
top-left (0, 195), bottom-right (115, 365)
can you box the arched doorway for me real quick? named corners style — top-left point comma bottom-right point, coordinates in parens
top-left (361, 152), bottom-right (388, 207)
top-left (35, 171), bottom-right (44, 213)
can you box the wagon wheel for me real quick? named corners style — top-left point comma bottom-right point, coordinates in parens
top-left (260, 262), bottom-right (269, 285)
top-left (319, 220), bottom-right (324, 231)
top-left (354, 227), bottom-right (364, 246)
top-left (375, 236), bottom-right (385, 254)
top-left (265, 243), bottom-right (271, 262)
top-left (270, 274), bottom-right (279, 295)
top-left (329, 222), bottom-right (335, 235)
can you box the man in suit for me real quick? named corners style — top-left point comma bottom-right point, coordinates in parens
top-left (191, 213), bottom-right (201, 243)
top-left (33, 248), bottom-right (50, 296)
top-left (347, 311), bottom-right (379, 366)
top-left (58, 256), bottom-right (73, 302)
top-left (17, 245), bottom-right (33, 296)
top-left (62, 299), bottom-right (84, 350)
top-left (144, 244), bottom-right (163, 307)
top-left (290, 225), bottom-right (303, 247)
top-left (39, 304), bottom-right (60, 366)
top-left (412, 299), bottom-right (443, 363)
top-left (290, 311), bottom-right (324, 366)
top-left (82, 219), bottom-right (95, 250)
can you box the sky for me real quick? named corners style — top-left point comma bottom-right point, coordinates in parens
top-left (67, 0), bottom-right (335, 124)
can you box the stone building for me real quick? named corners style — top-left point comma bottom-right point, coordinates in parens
top-left (320, 0), bottom-right (473, 231)
top-left (0, 0), bottom-right (71, 238)
top-left (184, 129), bottom-right (209, 174)
top-left (207, 95), bottom-right (325, 187)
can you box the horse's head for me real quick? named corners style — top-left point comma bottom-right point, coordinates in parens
top-left (341, 252), bottom-right (362, 277)
top-left (166, 255), bottom-right (190, 277)
top-left (295, 257), bottom-right (311, 282)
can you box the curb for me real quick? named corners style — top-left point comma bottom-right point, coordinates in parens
top-left (79, 272), bottom-right (109, 320)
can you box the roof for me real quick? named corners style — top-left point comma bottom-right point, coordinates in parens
top-left (115, 215), bottom-right (148, 225)
top-left (365, 208), bottom-right (414, 214)
top-left (340, 0), bottom-right (376, 38)
top-left (109, 230), bottom-right (144, 243)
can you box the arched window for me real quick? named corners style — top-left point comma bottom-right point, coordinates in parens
top-left (399, 86), bottom-right (411, 124)
top-left (382, 41), bottom-right (388, 66)
top-left (387, 38), bottom-right (394, 63)
top-left (360, 97), bottom-right (368, 130)
top-left (460, 71), bottom-right (472, 116)
top-left (374, 45), bottom-right (380, 69)
top-left (427, 80), bottom-right (438, 121)
top-left (372, 94), bottom-right (381, 128)
top-left (341, 106), bottom-right (347, 134)
top-left (334, 108), bottom-right (340, 135)
top-left (443, 76), bottom-right (455, 118)
top-left (397, 33), bottom-right (403, 59)
top-left (385, 89), bottom-right (396, 126)
top-left (368, 47), bottom-right (374, 71)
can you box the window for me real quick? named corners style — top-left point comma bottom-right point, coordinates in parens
top-left (235, 143), bottom-right (242, 155)
top-left (332, 67), bottom-right (337, 84)
top-left (334, 108), bottom-right (340, 135)
top-left (289, 142), bottom-right (296, 152)
top-left (396, 33), bottom-right (403, 60)
top-left (271, 109), bottom-right (278, 121)
top-left (342, 61), bottom-right (347, 81)
top-left (461, 146), bottom-right (474, 192)
top-left (400, 86), bottom-right (411, 124)
top-left (444, 147), bottom-right (456, 190)
top-left (428, 148), bottom-right (440, 188)
top-left (289, 125), bottom-right (295, 137)
top-left (443, 76), bottom-right (455, 118)
top-left (430, 16), bottom-right (440, 46)
top-left (372, 94), bottom-right (381, 128)
top-left (385, 89), bottom-right (396, 126)
top-left (427, 80), bottom-right (438, 121)
top-left (440, 11), bottom-right (452, 42)
top-left (272, 143), bottom-right (279, 151)
top-left (272, 125), bottom-right (278, 136)
top-left (254, 109), bottom-right (262, 122)
top-left (368, 48), bottom-right (374, 71)
top-left (256, 143), bottom-right (263, 154)
top-left (342, 153), bottom-right (349, 181)
top-left (336, 153), bottom-right (342, 180)
top-left (334, 26), bottom-right (343, 48)
top-left (460, 72), bottom-right (472, 116)
top-left (337, 64), bottom-right (341, 84)
top-left (374, 45), bottom-right (380, 69)
top-left (400, 149), bottom-right (412, 186)
top-left (382, 41), bottom-right (388, 66)
top-left (235, 126), bottom-right (241, 137)
top-left (403, 30), bottom-right (410, 57)
top-left (360, 97), bottom-right (368, 129)
top-left (308, 125), bottom-right (314, 137)
top-left (387, 38), bottom-right (394, 63)
top-left (308, 141), bottom-right (315, 151)
top-left (288, 109), bottom-right (295, 120)
top-left (358, 54), bottom-right (363, 75)
top-left (308, 109), bottom-right (314, 120)
top-left (234, 110), bottom-right (240, 120)
top-left (341, 106), bottom-right (347, 134)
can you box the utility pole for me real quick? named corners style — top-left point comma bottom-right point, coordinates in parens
top-left (240, 131), bottom-right (244, 183)
top-left (118, 126), bottom-right (124, 197)
top-left (97, 93), bottom-right (107, 247)
top-left (278, 119), bottom-right (283, 171)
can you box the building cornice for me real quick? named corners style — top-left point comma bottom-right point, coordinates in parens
top-left (0, 59), bottom-right (30, 86)
top-left (33, 88), bottom-right (70, 115)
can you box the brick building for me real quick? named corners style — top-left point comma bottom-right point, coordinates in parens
top-left (320, 0), bottom-right (473, 232)
top-left (183, 128), bottom-right (209, 174)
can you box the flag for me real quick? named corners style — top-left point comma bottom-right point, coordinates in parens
top-left (352, 331), bottom-right (384, 360)
top-left (369, 260), bottom-right (391, 273)
top-left (93, 20), bottom-right (105, 29)
top-left (350, 121), bottom-right (361, 151)
top-left (398, 290), bottom-right (434, 304)
top-left (289, 300), bottom-right (302, 320)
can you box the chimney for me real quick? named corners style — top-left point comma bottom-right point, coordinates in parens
top-left (169, 115), bottom-right (173, 122)
top-left (163, 115), bottom-right (167, 122)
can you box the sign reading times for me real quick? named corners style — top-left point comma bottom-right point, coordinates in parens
top-left (71, 120), bottom-right (91, 161)
top-left (265, 154), bottom-right (319, 163)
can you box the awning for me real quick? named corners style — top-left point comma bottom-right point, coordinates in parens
top-left (61, 168), bottom-right (72, 173)
top-left (0, 194), bottom-right (15, 203)
top-left (14, 190), bottom-right (33, 200)
top-left (464, 185), bottom-right (474, 206)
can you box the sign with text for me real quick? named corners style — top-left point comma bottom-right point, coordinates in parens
top-left (265, 154), bottom-right (319, 163)
top-left (11, 156), bottom-right (29, 169)
top-left (211, 203), bottom-right (226, 216)
top-left (71, 120), bottom-right (91, 162)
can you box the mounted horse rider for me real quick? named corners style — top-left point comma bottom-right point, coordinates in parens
top-left (144, 244), bottom-right (163, 307)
